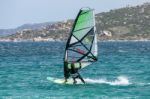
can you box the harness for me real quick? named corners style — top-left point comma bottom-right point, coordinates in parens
top-left (70, 73), bottom-right (78, 78)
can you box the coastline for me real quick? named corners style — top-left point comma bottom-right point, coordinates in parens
top-left (0, 39), bottom-right (150, 43)
top-left (100, 39), bottom-right (150, 42)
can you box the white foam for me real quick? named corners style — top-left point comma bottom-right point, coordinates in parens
top-left (84, 76), bottom-right (130, 86)
top-left (118, 49), bottom-right (127, 53)
top-left (137, 82), bottom-right (150, 86)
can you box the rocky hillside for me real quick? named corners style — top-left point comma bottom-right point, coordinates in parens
top-left (96, 3), bottom-right (150, 40)
top-left (0, 22), bottom-right (53, 36)
top-left (1, 2), bottom-right (150, 41)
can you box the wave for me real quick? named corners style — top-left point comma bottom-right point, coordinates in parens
top-left (84, 76), bottom-right (130, 86)
top-left (118, 49), bottom-right (127, 53)
top-left (136, 82), bottom-right (150, 86)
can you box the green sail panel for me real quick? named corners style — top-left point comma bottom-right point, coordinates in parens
top-left (74, 11), bottom-right (93, 31)
top-left (64, 8), bottom-right (98, 70)
top-left (73, 10), bottom-right (94, 41)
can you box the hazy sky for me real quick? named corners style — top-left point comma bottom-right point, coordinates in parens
top-left (0, 0), bottom-right (150, 29)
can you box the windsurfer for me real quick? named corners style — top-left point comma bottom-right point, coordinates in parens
top-left (70, 63), bottom-right (85, 84)
top-left (64, 61), bottom-right (85, 84)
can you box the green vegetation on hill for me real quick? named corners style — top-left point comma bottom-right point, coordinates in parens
top-left (96, 3), bottom-right (150, 40)
top-left (1, 2), bottom-right (150, 41)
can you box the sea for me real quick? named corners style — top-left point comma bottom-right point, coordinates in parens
top-left (0, 41), bottom-right (150, 99)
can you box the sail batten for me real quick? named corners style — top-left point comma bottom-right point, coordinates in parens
top-left (64, 8), bottom-right (98, 70)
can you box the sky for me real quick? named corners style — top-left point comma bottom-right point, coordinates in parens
top-left (0, 0), bottom-right (150, 29)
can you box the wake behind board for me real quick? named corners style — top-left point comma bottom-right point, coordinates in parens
top-left (47, 77), bottom-right (83, 85)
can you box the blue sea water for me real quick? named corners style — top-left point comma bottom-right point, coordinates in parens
top-left (0, 41), bottom-right (150, 99)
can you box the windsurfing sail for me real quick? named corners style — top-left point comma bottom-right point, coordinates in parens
top-left (64, 8), bottom-right (98, 72)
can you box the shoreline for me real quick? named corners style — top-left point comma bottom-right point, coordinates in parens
top-left (0, 39), bottom-right (150, 43)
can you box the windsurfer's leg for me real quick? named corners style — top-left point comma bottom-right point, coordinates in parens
top-left (64, 77), bottom-right (68, 83)
top-left (73, 77), bottom-right (77, 84)
top-left (64, 73), bottom-right (70, 83)
top-left (78, 73), bottom-right (85, 84)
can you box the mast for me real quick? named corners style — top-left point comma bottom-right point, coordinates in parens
top-left (64, 8), bottom-right (98, 77)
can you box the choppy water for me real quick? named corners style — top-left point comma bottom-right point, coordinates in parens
top-left (0, 41), bottom-right (150, 99)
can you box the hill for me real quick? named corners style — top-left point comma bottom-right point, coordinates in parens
top-left (1, 2), bottom-right (150, 41)
top-left (0, 22), bottom-right (53, 36)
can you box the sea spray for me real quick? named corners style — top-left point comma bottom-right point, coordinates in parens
top-left (84, 76), bottom-right (130, 86)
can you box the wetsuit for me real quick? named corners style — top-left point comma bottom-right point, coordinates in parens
top-left (64, 61), bottom-right (85, 84)
top-left (70, 63), bottom-right (85, 84)
top-left (64, 61), bottom-right (70, 82)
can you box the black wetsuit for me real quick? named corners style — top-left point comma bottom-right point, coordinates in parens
top-left (70, 63), bottom-right (85, 84)
top-left (64, 61), bottom-right (70, 82)
top-left (64, 62), bottom-right (85, 84)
